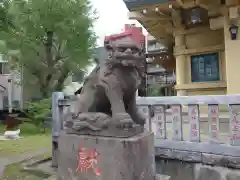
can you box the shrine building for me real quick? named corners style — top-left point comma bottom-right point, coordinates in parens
top-left (123, 0), bottom-right (240, 96)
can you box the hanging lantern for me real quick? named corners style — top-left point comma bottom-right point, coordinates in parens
top-left (181, 7), bottom-right (209, 28)
top-left (229, 24), bottom-right (238, 40)
top-left (190, 8), bottom-right (201, 24)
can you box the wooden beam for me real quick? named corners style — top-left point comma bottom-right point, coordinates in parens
top-left (226, 0), bottom-right (240, 6)
top-left (209, 16), bottom-right (224, 30)
top-left (196, 0), bottom-right (222, 10)
top-left (170, 9), bottom-right (184, 28)
top-left (149, 33), bottom-right (173, 48)
top-left (148, 20), bottom-right (174, 34)
top-left (176, 0), bottom-right (196, 8)
top-left (128, 11), bottom-right (171, 21)
top-left (176, 0), bottom-right (184, 6)
top-left (229, 6), bottom-right (239, 19)
top-left (148, 22), bottom-right (168, 36)
top-left (150, 30), bottom-right (172, 39)
top-left (129, 11), bottom-right (174, 34)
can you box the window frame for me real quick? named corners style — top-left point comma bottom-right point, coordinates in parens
top-left (190, 52), bottom-right (220, 82)
top-left (0, 62), bottom-right (10, 75)
top-left (0, 63), bottom-right (3, 74)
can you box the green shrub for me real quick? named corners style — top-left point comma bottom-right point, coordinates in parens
top-left (0, 122), bottom-right (51, 135)
top-left (148, 85), bottom-right (163, 96)
top-left (21, 98), bottom-right (51, 131)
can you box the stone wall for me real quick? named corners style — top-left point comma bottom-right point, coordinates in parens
top-left (156, 158), bottom-right (240, 180)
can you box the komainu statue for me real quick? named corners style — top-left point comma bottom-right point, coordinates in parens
top-left (65, 41), bottom-right (146, 137)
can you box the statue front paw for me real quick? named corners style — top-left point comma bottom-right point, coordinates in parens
top-left (129, 111), bottom-right (146, 126)
top-left (113, 113), bottom-right (134, 128)
top-left (135, 116), bottom-right (145, 126)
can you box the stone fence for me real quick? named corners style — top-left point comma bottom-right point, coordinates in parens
top-left (137, 95), bottom-right (240, 170)
top-left (51, 92), bottom-right (240, 170)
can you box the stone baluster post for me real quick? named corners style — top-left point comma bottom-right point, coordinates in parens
top-left (52, 92), bottom-right (64, 167)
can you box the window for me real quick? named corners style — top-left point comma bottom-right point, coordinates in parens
top-left (191, 53), bottom-right (220, 82)
top-left (0, 63), bottom-right (2, 74)
top-left (0, 62), bottom-right (10, 74)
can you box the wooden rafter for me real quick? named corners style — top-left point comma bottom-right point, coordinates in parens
top-left (176, 0), bottom-right (196, 8)
top-left (128, 11), bottom-right (171, 21)
top-left (176, 0), bottom-right (184, 7)
top-left (148, 19), bottom-right (173, 33)
top-left (170, 8), bottom-right (183, 28)
top-left (128, 11), bottom-right (173, 34)
top-left (196, 0), bottom-right (222, 10)
top-left (150, 30), bottom-right (173, 46)
top-left (127, 7), bottom-right (174, 49)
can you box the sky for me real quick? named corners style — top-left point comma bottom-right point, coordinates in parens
top-left (91, 0), bottom-right (146, 46)
top-left (84, 0), bottom-right (147, 74)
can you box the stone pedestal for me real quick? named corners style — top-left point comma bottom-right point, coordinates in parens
top-left (57, 131), bottom-right (155, 180)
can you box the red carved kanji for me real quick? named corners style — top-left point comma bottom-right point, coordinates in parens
top-left (76, 145), bottom-right (101, 176)
top-left (191, 130), bottom-right (197, 137)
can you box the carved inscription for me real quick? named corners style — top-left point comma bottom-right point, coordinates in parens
top-left (229, 105), bottom-right (240, 145)
top-left (152, 105), bottom-right (166, 139)
top-left (208, 105), bottom-right (219, 141)
top-left (171, 105), bottom-right (183, 141)
top-left (76, 145), bottom-right (101, 176)
top-left (188, 105), bottom-right (200, 142)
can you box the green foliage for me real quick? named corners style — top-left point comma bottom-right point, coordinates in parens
top-left (0, 0), bottom-right (15, 32)
top-left (148, 84), bottom-right (163, 97)
top-left (22, 99), bottom-right (51, 129)
top-left (1, 0), bottom-right (97, 98)
top-left (0, 122), bottom-right (50, 135)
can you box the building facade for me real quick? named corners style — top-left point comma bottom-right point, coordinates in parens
top-left (0, 55), bottom-right (22, 110)
top-left (123, 0), bottom-right (240, 96)
top-left (146, 34), bottom-right (176, 96)
top-left (104, 24), bottom-right (145, 48)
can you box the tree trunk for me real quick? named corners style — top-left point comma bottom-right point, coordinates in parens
top-left (44, 30), bottom-right (54, 88)
top-left (39, 83), bottom-right (50, 98)
top-left (54, 70), bottom-right (69, 91)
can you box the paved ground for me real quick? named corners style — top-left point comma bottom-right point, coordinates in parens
top-left (0, 149), bottom-right (50, 177)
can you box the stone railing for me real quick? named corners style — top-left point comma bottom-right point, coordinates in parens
top-left (137, 95), bottom-right (240, 169)
top-left (51, 92), bottom-right (240, 169)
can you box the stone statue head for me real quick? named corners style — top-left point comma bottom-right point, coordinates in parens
top-left (104, 40), bottom-right (145, 67)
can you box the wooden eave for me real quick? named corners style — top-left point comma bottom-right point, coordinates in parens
top-left (125, 0), bottom-right (236, 47)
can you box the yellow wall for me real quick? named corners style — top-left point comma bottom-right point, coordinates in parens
top-left (174, 27), bottom-right (227, 96)
top-left (184, 29), bottom-right (223, 49)
top-left (224, 18), bottom-right (240, 94)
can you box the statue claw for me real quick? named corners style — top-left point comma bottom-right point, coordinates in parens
top-left (113, 113), bottom-right (134, 128)
top-left (135, 116), bottom-right (145, 126)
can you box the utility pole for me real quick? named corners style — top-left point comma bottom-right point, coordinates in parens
top-left (7, 76), bottom-right (12, 113)
top-left (20, 64), bottom-right (24, 110)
